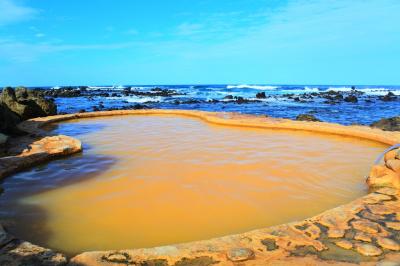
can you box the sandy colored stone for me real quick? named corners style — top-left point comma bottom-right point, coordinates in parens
top-left (360, 210), bottom-right (386, 221)
top-left (367, 168), bottom-right (400, 189)
top-left (377, 237), bottom-right (400, 251)
top-left (370, 165), bottom-right (397, 179)
top-left (368, 203), bottom-right (398, 215)
top-left (376, 187), bottom-right (399, 196)
top-left (363, 192), bottom-right (393, 204)
top-left (385, 221), bottom-right (400, 230)
top-left (226, 247), bottom-right (255, 262)
top-left (351, 220), bottom-right (380, 234)
top-left (354, 231), bottom-right (372, 242)
top-left (385, 149), bottom-right (400, 162)
top-left (356, 243), bottom-right (382, 256)
top-left (335, 240), bottom-right (353, 250)
top-left (387, 159), bottom-right (400, 173)
top-left (303, 223), bottom-right (321, 239)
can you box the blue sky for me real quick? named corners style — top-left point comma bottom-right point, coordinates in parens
top-left (0, 0), bottom-right (399, 86)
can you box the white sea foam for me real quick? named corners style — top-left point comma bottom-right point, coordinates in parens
top-left (87, 86), bottom-right (115, 90)
top-left (327, 87), bottom-right (353, 92)
top-left (327, 86), bottom-right (400, 96)
top-left (304, 87), bottom-right (320, 92)
top-left (226, 84), bottom-right (278, 90)
top-left (125, 96), bottom-right (162, 103)
top-left (360, 88), bottom-right (400, 96)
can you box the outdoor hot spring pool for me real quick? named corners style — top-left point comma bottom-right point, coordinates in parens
top-left (0, 114), bottom-right (386, 255)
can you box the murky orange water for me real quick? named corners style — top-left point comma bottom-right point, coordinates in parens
top-left (0, 115), bottom-right (386, 255)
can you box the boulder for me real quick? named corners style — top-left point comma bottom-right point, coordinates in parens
top-left (0, 103), bottom-right (22, 135)
top-left (295, 114), bottom-right (321, 122)
top-left (371, 117), bottom-right (400, 131)
top-left (379, 91), bottom-right (397, 102)
top-left (256, 92), bottom-right (266, 99)
top-left (0, 133), bottom-right (8, 155)
top-left (0, 87), bottom-right (57, 120)
top-left (344, 95), bottom-right (358, 103)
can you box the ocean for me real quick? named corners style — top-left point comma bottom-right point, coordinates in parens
top-left (42, 84), bottom-right (400, 126)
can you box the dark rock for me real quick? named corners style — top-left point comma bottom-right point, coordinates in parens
top-left (371, 117), bottom-right (400, 131)
top-left (344, 95), bottom-right (358, 103)
top-left (0, 103), bottom-right (23, 135)
top-left (223, 95), bottom-right (234, 100)
top-left (236, 96), bottom-right (247, 104)
top-left (1, 87), bottom-right (57, 120)
top-left (44, 87), bottom-right (82, 97)
top-left (379, 92), bottom-right (397, 102)
top-left (256, 92), bottom-right (266, 99)
top-left (296, 114), bottom-right (321, 122)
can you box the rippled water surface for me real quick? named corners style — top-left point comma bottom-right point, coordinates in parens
top-left (0, 115), bottom-right (387, 255)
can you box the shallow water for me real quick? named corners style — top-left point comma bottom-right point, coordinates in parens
top-left (0, 115), bottom-right (387, 255)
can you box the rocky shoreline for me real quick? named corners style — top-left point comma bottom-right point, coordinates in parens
top-left (4, 86), bottom-right (399, 128)
top-left (0, 109), bottom-right (400, 265)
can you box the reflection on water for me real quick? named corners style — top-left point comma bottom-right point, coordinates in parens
top-left (0, 115), bottom-right (387, 255)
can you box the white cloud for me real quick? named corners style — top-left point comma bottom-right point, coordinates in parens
top-left (0, 0), bottom-right (38, 26)
top-left (35, 33), bottom-right (45, 38)
top-left (0, 38), bottom-right (142, 62)
top-left (176, 23), bottom-right (204, 36)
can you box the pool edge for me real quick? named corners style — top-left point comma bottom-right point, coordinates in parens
top-left (1, 109), bottom-right (400, 265)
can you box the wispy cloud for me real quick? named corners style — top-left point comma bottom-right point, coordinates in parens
top-left (0, 38), bottom-right (142, 62)
top-left (35, 33), bottom-right (45, 38)
top-left (176, 23), bottom-right (204, 36)
top-left (0, 0), bottom-right (38, 26)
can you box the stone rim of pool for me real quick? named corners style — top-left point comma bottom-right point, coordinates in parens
top-left (1, 109), bottom-right (400, 265)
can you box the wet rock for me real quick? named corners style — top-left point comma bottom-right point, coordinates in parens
top-left (295, 114), bottom-right (321, 122)
top-left (356, 243), bottom-right (382, 256)
top-left (128, 88), bottom-right (182, 97)
top-left (226, 247), bottom-right (255, 262)
top-left (43, 87), bottom-right (82, 97)
top-left (371, 116), bottom-right (400, 131)
top-left (351, 220), bottom-right (380, 234)
top-left (236, 96), bottom-right (247, 104)
top-left (0, 240), bottom-right (67, 266)
top-left (385, 222), bottom-right (400, 230)
top-left (223, 95), bottom-right (234, 100)
top-left (379, 92), bottom-right (397, 102)
top-left (174, 256), bottom-right (218, 266)
top-left (344, 95), bottom-right (358, 103)
top-left (354, 231), bottom-right (372, 242)
top-left (256, 92), bottom-right (266, 99)
top-left (335, 240), bottom-right (353, 250)
top-left (376, 237), bottom-right (400, 251)
top-left (261, 238), bottom-right (278, 251)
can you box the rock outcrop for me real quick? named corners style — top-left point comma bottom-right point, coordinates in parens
top-left (367, 147), bottom-right (400, 189)
top-left (371, 116), bottom-right (400, 131)
top-left (0, 103), bottom-right (21, 135)
top-left (295, 114), bottom-right (321, 122)
top-left (0, 87), bottom-right (57, 121)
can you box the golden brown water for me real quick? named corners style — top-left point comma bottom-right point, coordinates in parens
top-left (0, 115), bottom-right (387, 255)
